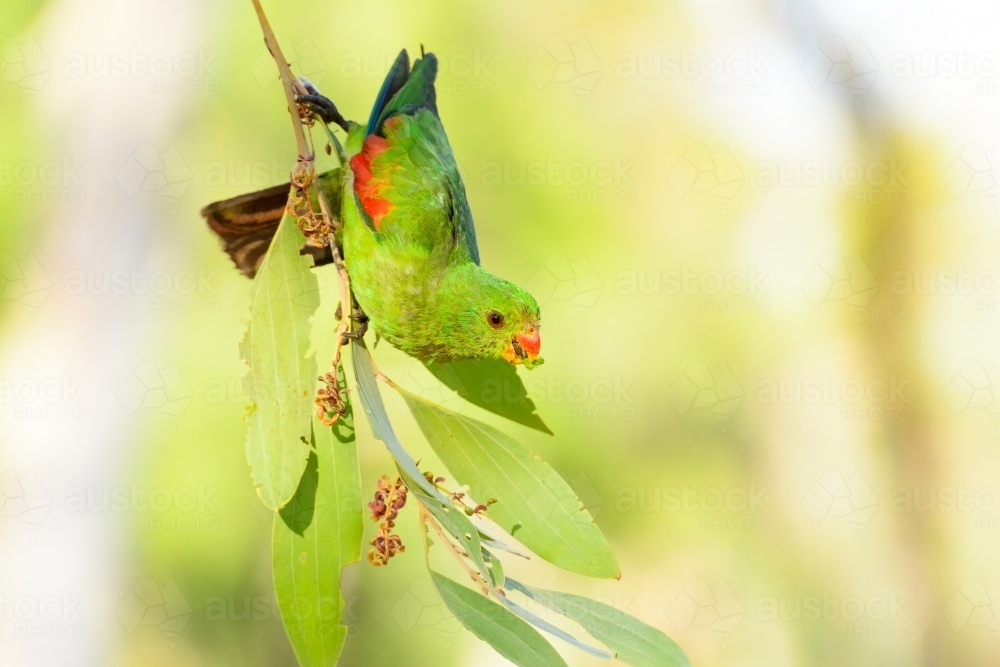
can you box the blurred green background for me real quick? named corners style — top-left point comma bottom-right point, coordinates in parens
top-left (3, 0), bottom-right (1000, 665)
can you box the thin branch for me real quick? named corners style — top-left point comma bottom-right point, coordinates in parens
top-left (251, 0), bottom-right (355, 377)
top-left (249, 0), bottom-right (313, 185)
top-left (252, 0), bottom-right (395, 390)
top-left (419, 503), bottom-right (492, 595)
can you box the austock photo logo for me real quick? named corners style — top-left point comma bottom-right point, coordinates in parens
top-left (802, 469), bottom-right (879, 534)
top-left (755, 589), bottom-right (911, 641)
top-left (0, 372), bottom-right (85, 423)
top-left (526, 253), bottom-right (603, 324)
top-left (0, 34), bottom-right (51, 102)
top-left (804, 469), bottom-right (998, 532)
top-left (1, 589), bottom-right (85, 640)
top-left (890, 266), bottom-right (1000, 314)
top-left (251, 34), bottom-right (325, 88)
top-left (802, 35), bottom-right (878, 104)
top-left (395, 356), bottom-right (634, 423)
top-left (392, 361), bottom-right (464, 413)
top-left (527, 35), bottom-right (602, 105)
top-left (116, 143), bottom-right (192, 211)
top-left (116, 578), bottom-right (192, 647)
top-left (943, 360), bottom-right (1000, 422)
top-left (615, 265), bottom-right (770, 314)
top-left (615, 480), bottom-right (770, 531)
top-left (891, 483), bottom-right (999, 529)
top-left (943, 144), bottom-right (1000, 212)
top-left (565, 470), bottom-right (604, 518)
top-left (667, 143), bottom-right (743, 214)
top-left (528, 470), bottom-right (604, 521)
top-left (0, 156), bottom-right (85, 205)
top-left (205, 592), bottom-right (359, 639)
top-left (890, 49), bottom-right (1000, 95)
top-left (1, 253), bottom-right (52, 323)
top-left (0, 469), bottom-right (51, 537)
top-left (479, 155), bottom-right (636, 204)
top-left (64, 265), bottom-right (221, 314)
top-left (247, 494), bottom-right (273, 525)
top-left (63, 47), bottom-right (219, 96)
top-left (115, 360), bottom-right (192, 422)
top-left (667, 360), bottom-right (744, 431)
top-left (64, 483), bottom-right (220, 531)
top-left (340, 50), bottom-right (495, 96)
top-left (204, 156), bottom-right (296, 190)
top-left (756, 372), bottom-right (911, 422)
top-left (756, 156), bottom-right (910, 204)
top-left (117, 576), bottom-right (356, 646)
top-left (392, 578), bottom-right (462, 648)
top-left (616, 47), bottom-right (770, 97)
top-left (802, 251), bottom-right (879, 319)
top-left (667, 578), bottom-right (744, 648)
top-left (943, 579), bottom-right (1000, 638)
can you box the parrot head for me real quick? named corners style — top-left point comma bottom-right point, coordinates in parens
top-left (433, 264), bottom-right (542, 366)
top-left (495, 307), bottom-right (542, 366)
top-left (475, 278), bottom-right (541, 366)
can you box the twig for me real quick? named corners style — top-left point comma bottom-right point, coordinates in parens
top-left (249, 0), bottom-right (314, 187)
top-left (418, 503), bottom-right (492, 595)
top-left (251, 0), bottom-right (358, 385)
top-left (252, 0), bottom-right (398, 397)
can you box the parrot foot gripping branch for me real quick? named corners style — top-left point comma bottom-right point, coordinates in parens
top-left (199, 2), bottom-right (690, 666)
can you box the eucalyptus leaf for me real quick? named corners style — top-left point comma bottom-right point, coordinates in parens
top-left (479, 532), bottom-right (529, 559)
top-left (241, 199), bottom-right (318, 509)
top-left (482, 548), bottom-right (505, 589)
top-left (424, 359), bottom-right (551, 434)
top-left (498, 595), bottom-right (613, 660)
top-left (351, 339), bottom-right (442, 499)
top-left (405, 471), bottom-right (490, 581)
top-left (506, 580), bottom-right (690, 667)
top-left (272, 407), bottom-right (363, 667)
top-left (399, 387), bottom-right (620, 579)
top-left (430, 571), bottom-right (567, 667)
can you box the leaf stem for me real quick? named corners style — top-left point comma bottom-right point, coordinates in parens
top-left (419, 503), bottom-right (491, 595)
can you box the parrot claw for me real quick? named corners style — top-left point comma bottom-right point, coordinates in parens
top-left (295, 78), bottom-right (351, 132)
top-left (340, 309), bottom-right (369, 340)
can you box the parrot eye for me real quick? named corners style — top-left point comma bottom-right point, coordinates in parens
top-left (487, 311), bottom-right (505, 328)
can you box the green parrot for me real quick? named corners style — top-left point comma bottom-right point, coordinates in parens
top-left (205, 50), bottom-right (542, 366)
top-left (340, 50), bottom-right (541, 365)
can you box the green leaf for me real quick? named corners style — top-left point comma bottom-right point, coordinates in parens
top-left (241, 199), bottom-right (319, 509)
top-left (482, 548), bottom-right (505, 589)
top-left (424, 359), bottom-right (552, 434)
top-left (272, 404), bottom-right (363, 667)
top-left (405, 471), bottom-right (490, 580)
top-left (399, 388), bottom-right (620, 579)
top-left (497, 595), bottom-right (612, 660)
top-left (430, 571), bottom-right (567, 667)
top-left (479, 532), bottom-right (528, 559)
top-left (351, 339), bottom-right (441, 499)
top-left (506, 580), bottom-right (690, 667)
top-left (351, 340), bottom-right (491, 581)
top-left (484, 550), bottom-right (611, 660)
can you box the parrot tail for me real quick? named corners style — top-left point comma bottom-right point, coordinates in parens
top-left (366, 49), bottom-right (439, 137)
top-left (200, 170), bottom-right (342, 278)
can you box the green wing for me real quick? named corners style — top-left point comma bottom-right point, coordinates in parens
top-left (356, 50), bottom-right (481, 265)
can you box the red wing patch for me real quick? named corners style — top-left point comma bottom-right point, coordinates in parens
top-left (349, 135), bottom-right (393, 230)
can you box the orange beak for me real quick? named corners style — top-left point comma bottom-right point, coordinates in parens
top-left (516, 324), bottom-right (541, 362)
top-left (502, 324), bottom-right (541, 365)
